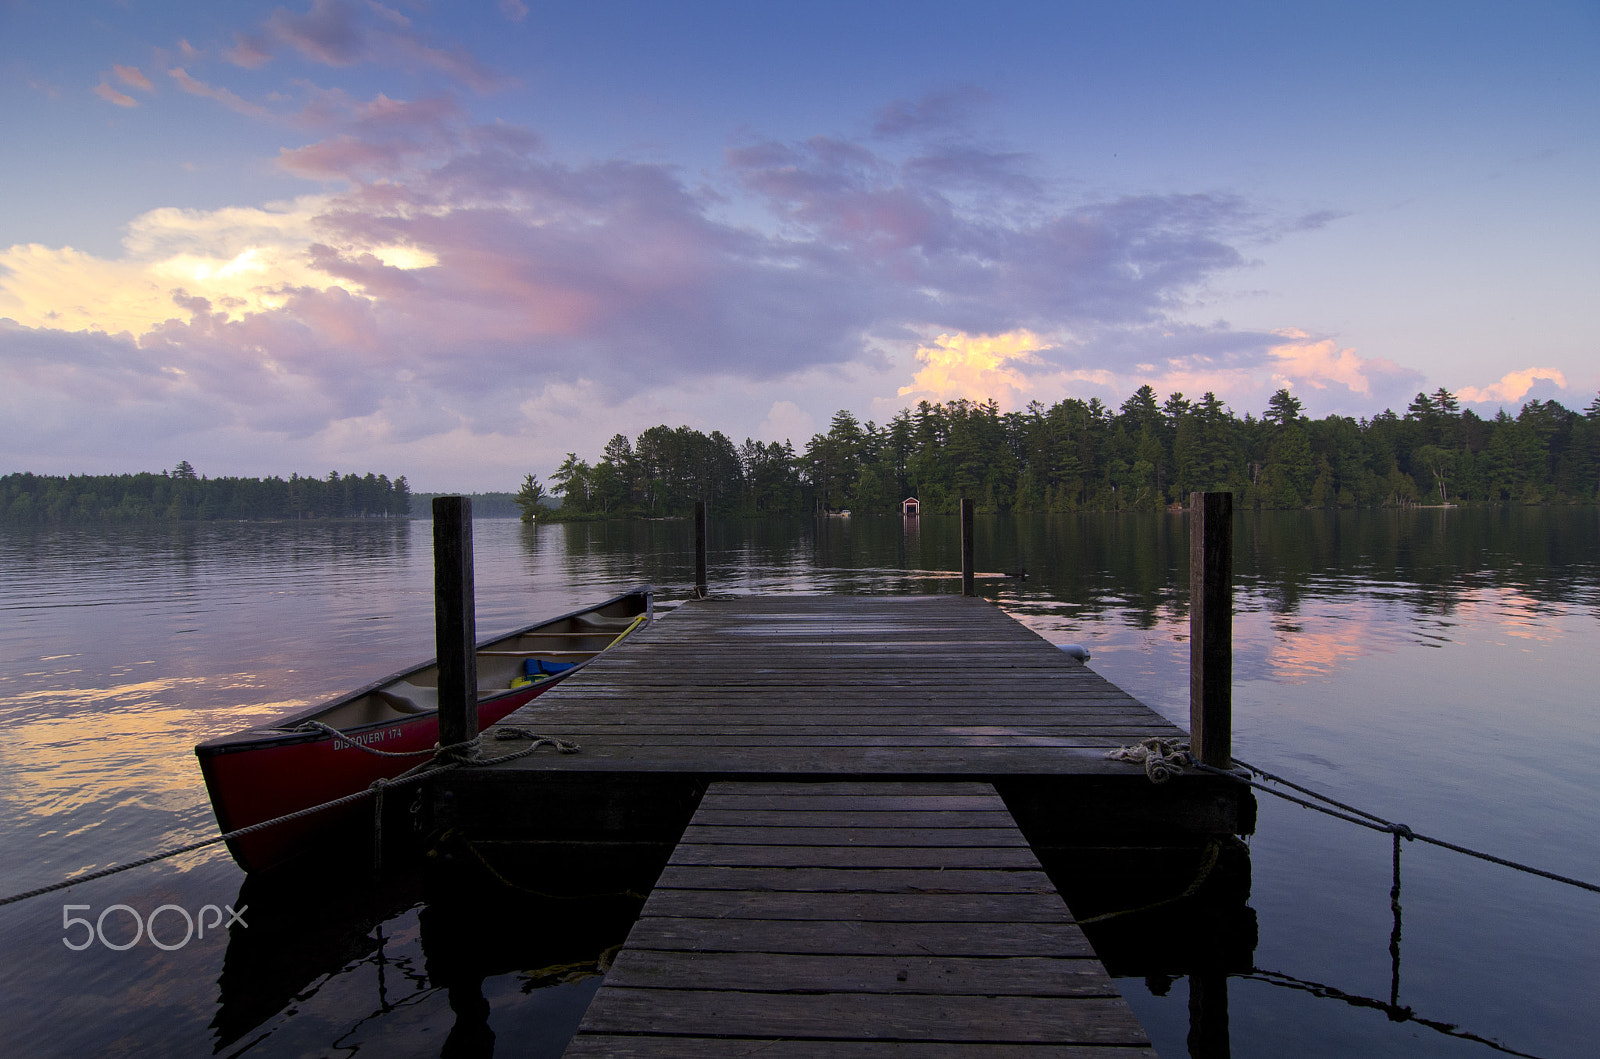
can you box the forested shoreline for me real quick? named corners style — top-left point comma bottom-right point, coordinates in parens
top-left (410, 492), bottom-right (522, 519)
top-left (9, 387), bottom-right (1598, 525)
top-left (537, 387), bottom-right (1600, 520)
top-left (0, 462), bottom-right (411, 523)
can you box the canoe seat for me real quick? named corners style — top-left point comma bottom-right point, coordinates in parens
top-left (375, 683), bottom-right (437, 714)
top-left (573, 616), bottom-right (633, 631)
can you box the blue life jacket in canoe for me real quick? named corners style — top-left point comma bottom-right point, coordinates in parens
top-left (525, 657), bottom-right (576, 676)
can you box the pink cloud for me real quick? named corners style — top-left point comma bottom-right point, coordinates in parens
top-left (1267, 331), bottom-right (1413, 397)
top-left (279, 135), bottom-right (425, 180)
top-left (1457, 367), bottom-right (1568, 406)
top-left (167, 67), bottom-right (272, 118)
top-left (225, 33), bottom-right (274, 69)
top-left (94, 82), bottom-right (139, 108)
top-left (113, 64), bottom-right (154, 92)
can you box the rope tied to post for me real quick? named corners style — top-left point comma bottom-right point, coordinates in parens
top-left (1105, 737), bottom-right (1192, 783)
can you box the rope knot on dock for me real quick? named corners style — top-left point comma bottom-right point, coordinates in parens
top-left (1105, 737), bottom-right (1192, 783)
top-left (487, 726), bottom-right (581, 755)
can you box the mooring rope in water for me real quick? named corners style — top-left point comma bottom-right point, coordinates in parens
top-left (1104, 740), bottom-right (1600, 895)
top-left (1065, 837), bottom-right (1225, 927)
top-left (0, 727), bottom-right (581, 908)
top-left (440, 831), bottom-right (647, 901)
top-left (1243, 967), bottom-right (1546, 1059)
top-left (1192, 756), bottom-right (1600, 895)
top-left (1388, 827), bottom-right (1405, 1010)
top-left (1102, 739), bottom-right (1592, 1056)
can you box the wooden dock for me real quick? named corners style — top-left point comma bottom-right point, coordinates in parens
top-left (466, 594), bottom-right (1187, 777)
top-left (566, 779), bottom-right (1156, 1056)
top-left (426, 594), bottom-right (1254, 1055)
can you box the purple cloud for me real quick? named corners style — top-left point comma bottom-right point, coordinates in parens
top-left (4, 89), bottom-right (1311, 472)
top-left (225, 33), bottom-right (274, 69)
top-left (240, 0), bottom-right (507, 92)
top-left (873, 86), bottom-right (993, 139)
top-left (271, 0), bottom-right (367, 65)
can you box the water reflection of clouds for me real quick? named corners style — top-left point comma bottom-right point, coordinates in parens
top-left (0, 669), bottom-right (307, 859)
top-left (1251, 582), bottom-right (1587, 680)
top-left (1006, 575), bottom-right (1590, 690)
top-left (1253, 606), bottom-right (1373, 683)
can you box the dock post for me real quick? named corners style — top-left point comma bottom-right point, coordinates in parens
top-left (695, 500), bottom-right (707, 597)
top-left (960, 497), bottom-right (975, 596)
top-left (1189, 490), bottom-right (1232, 768)
top-left (434, 496), bottom-right (478, 756)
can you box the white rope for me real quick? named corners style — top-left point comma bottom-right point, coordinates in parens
top-left (1104, 736), bottom-right (1190, 783)
top-left (490, 726), bottom-right (582, 754)
top-left (295, 719), bottom-right (480, 760)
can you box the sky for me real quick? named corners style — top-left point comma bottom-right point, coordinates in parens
top-left (2, 0), bottom-right (1596, 490)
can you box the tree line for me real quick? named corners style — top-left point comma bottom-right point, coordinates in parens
top-left (410, 491), bottom-right (523, 519)
top-left (533, 387), bottom-right (1600, 519)
top-left (0, 461), bottom-right (412, 523)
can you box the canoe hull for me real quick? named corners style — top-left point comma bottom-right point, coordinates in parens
top-left (196, 588), bottom-right (650, 872)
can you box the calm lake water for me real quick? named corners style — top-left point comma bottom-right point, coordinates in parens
top-left (1, 510), bottom-right (1596, 1057)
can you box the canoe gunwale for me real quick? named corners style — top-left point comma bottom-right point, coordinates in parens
top-left (194, 586), bottom-right (651, 758)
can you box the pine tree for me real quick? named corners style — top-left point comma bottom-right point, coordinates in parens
top-left (514, 474), bottom-right (546, 522)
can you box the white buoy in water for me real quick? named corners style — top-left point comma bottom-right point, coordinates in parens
top-left (1057, 643), bottom-right (1091, 662)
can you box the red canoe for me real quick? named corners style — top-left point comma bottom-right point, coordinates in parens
top-left (195, 588), bottom-right (651, 872)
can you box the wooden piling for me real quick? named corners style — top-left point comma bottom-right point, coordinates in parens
top-left (695, 500), bottom-right (707, 597)
top-left (1189, 491), bottom-right (1232, 768)
top-left (433, 496), bottom-right (478, 754)
top-left (961, 497), bottom-right (975, 597)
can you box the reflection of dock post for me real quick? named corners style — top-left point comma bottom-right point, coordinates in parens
top-left (695, 500), bottom-right (707, 597)
top-left (1187, 971), bottom-right (1230, 1058)
top-left (443, 977), bottom-right (495, 1057)
top-left (960, 497), bottom-right (975, 596)
top-left (434, 496), bottom-right (479, 754)
top-left (1190, 491), bottom-right (1232, 768)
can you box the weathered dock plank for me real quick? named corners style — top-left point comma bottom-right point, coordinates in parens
top-left (564, 781), bottom-right (1155, 1057)
top-left (458, 594), bottom-right (1192, 781)
top-left (429, 593), bottom-right (1253, 863)
top-left (626, 917), bottom-right (1100, 957)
